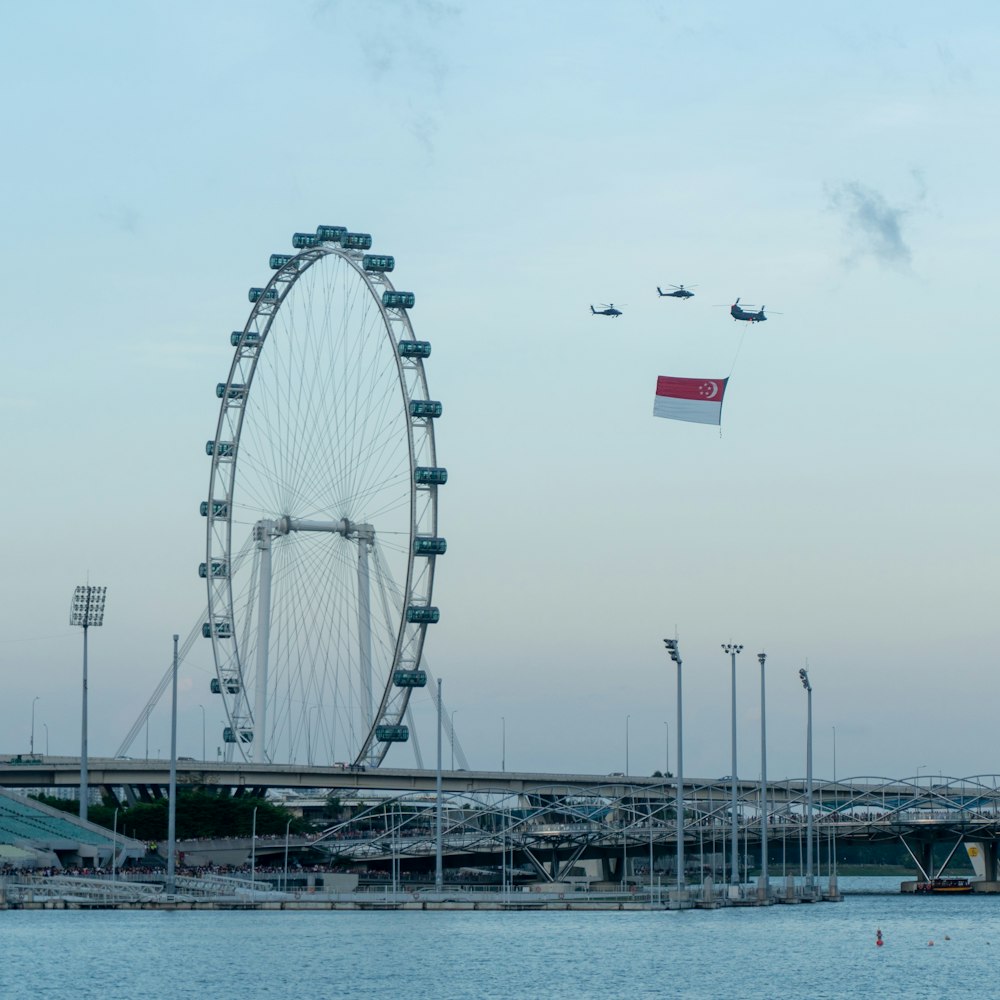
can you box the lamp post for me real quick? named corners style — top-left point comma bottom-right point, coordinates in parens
top-left (664, 721), bottom-right (669, 776)
top-left (722, 643), bottom-right (743, 890)
top-left (166, 634), bottom-right (179, 895)
top-left (757, 652), bottom-right (769, 899)
top-left (501, 716), bottom-right (506, 772)
top-left (799, 667), bottom-right (814, 893)
top-left (198, 704), bottom-right (206, 761)
top-left (112, 806), bottom-right (119, 883)
top-left (663, 638), bottom-right (684, 896)
top-left (626, 714), bottom-right (631, 775)
top-left (435, 678), bottom-right (443, 890)
top-left (283, 818), bottom-right (291, 893)
top-left (250, 805), bottom-right (258, 900)
top-left (30, 696), bottom-right (39, 756)
top-left (70, 584), bottom-right (106, 822)
top-left (830, 724), bottom-right (838, 893)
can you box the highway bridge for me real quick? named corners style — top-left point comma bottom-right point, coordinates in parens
top-left (5, 755), bottom-right (1000, 884)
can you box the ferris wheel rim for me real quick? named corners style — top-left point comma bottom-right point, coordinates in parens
top-left (202, 235), bottom-right (441, 767)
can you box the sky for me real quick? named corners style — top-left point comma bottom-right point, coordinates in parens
top-left (0, 1), bottom-right (997, 785)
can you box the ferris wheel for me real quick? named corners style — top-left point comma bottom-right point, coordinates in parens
top-left (201, 225), bottom-right (445, 767)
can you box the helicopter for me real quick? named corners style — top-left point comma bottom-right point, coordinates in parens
top-left (591, 303), bottom-right (623, 317)
top-left (657, 284), bottom-right (695, 299)
top-left (729, 298), bottom-right (768, 323)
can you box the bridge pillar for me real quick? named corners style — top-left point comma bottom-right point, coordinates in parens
top-left (966, 840), bottom-right (999, 881)
top-left (919, 841), bottom-right (933, 879)
top-left (602, 855), bottom-right (616, 881)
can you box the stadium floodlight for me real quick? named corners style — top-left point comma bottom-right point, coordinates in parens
top-left (70, 585), bottom-right (107, 822)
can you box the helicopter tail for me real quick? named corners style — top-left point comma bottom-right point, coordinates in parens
top-left (590, 305), bottom-right (596, 314)
top-left (656, 287), bottom-right (664, 296)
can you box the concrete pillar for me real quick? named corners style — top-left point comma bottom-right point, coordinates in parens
top-left (987, 840), bottom-right (999, 882)
top-left (919, 842), bottom-right (933, 879)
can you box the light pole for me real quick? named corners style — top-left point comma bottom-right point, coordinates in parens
top-left (831, 724), bottom-right (838, 892)
top-left (664, 721), bottom-right (669, 776)
top-left (435, 678), bottom-right (443, 890)
top-left (166, 634), bottom-right (179, 895)
top-left (70, 584), bottom-right (106, 822)
top-left (198, 704), bottom-right (206, 761)
top-left (722, 643), bottom-right (743, 889)
top-left (283, 818), bottom-right (291, 893)
top-left (250, 805), bottom-right (258, 900)
top-left (626, 714), bottom-right (631, 775)
top-left (757, 652), bottom-right (769, 899)
top-left (112, 806), bottom-right (119, 883)
top-left (799, 667), bottom-right (814, 892)
top-left (450, 710), bottom-right (458, 771)
top-left (30, 696), bottom-right (39, 756)
top-left (663, 638), bottom-right (684, 896)
top-left (501, 716), bottom-right (506, 772)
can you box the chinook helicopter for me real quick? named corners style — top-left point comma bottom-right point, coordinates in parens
top-left (590, 303), bottom-right (623, 317)
top-left (657, 284), bottom-right (695, 299)
top-left (729, 298), bottom-right (768, 323)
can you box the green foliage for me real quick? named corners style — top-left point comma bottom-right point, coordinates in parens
top-left (30, 791), bottom-right (310, 842)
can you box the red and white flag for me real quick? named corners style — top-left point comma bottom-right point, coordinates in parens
top-left (653, 376), bottom-right (729, 425)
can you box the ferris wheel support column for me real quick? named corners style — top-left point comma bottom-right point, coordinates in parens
top-left (253, 520), bottom-right (275, 762)
top-left (357, 535), bottom-right (374, 751)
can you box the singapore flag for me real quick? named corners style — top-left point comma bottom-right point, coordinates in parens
top-left (653, 376), bottom-right (729, 426)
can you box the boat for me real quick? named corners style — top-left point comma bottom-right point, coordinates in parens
top-left (914, 877), bottom-right (973, 894)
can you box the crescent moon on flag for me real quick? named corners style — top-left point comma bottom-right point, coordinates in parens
top-left (701, 381), bottom-right (719, 399)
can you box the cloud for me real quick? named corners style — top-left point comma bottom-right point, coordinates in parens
top-left (826, 179), bottom-right (921, 268)
top-left (98, 203), bottom-right (141, 236)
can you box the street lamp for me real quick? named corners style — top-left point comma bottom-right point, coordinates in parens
top-left (757, 652), bottom-right (769, 899)
top-left (721, 643), bottom-right (743, 890)
top-left (799, 666), bottom-right (814, 893)
top-left (663, 638), bottom-right (684, 895)
top-left (30, 696), bottom-right (39, 756)
top-left (250, 805), bottom-right (258, 900)
top-left (625, 714), bottom-right (631, 775)
top-left (166, 634), bottom-right (179, 895)
top-left (112, 806), bottom-right (119, 883)
top-left (70, 584), bottom-right (107, 822)
top-left (283, 818), bottom-right (292, 893)
top-left (663, 721), bottom-right (669, 777)
top-left (501, 716), bottom-right (506, 772)
top-left (435, 678), bottom-right (443, 890)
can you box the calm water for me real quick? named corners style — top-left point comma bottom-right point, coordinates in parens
top-left (1, 880), bottom-right (996, 999)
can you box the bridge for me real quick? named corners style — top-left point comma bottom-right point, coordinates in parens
top-left (5, 755), bottom-right (1000, 886)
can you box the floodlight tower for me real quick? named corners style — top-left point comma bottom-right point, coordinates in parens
top-left (663, 638), bottom-right (684, 895)
top-left (70, 585), bottom-right (106, 822)
top-left (799, 666), bottom-right (814, 893)
top-left (721, 643), bottom-right (743, 891)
